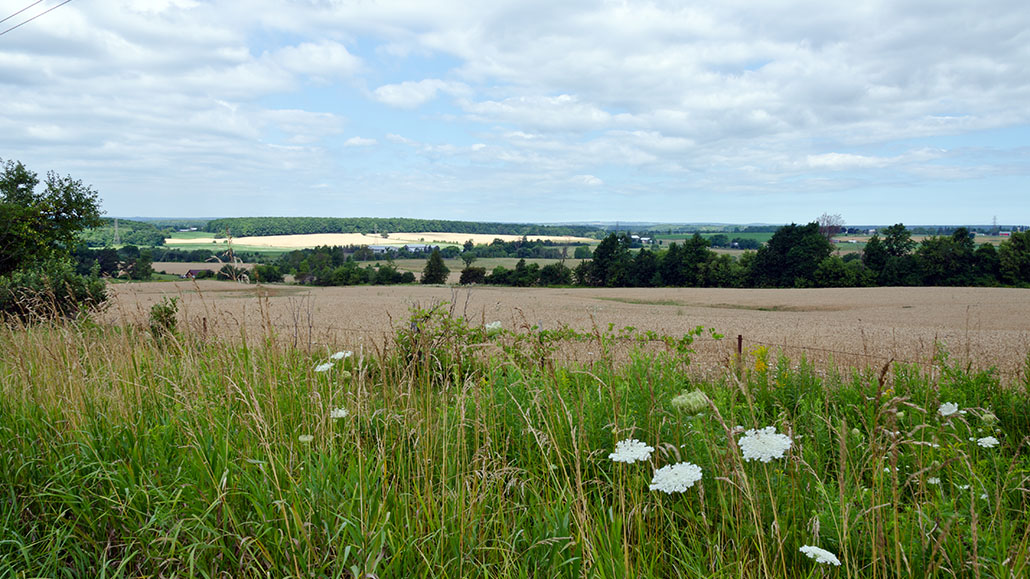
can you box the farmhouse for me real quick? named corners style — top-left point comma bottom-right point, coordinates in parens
top-left (368, 245), bottom-right (397, 255)
top-left (181, 268), bottom-right (214, 279)
top-left (403, 244), bottom-right (439, 253)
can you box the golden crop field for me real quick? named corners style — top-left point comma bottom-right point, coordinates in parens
top-left (104, 281), bottom-right (1030, 382)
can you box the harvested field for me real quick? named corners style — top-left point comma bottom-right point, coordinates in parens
top-left (104, 282), bottom-right (1030, 381)
top-left (165, 231), bottom-right (594, 248)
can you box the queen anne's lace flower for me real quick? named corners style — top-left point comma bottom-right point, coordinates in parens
top-left (671, 390), bottom-right (709, 415)
top-left (298, 435), bottom-right (314, 443)
top-left (800, 545), bottom-right (841, 566)
top-left (315, 362), bottom-right (333, 373)
top-left (938, 402), bottom-right (963, 417)
top-left (649, 462), bottom-right (703, 493)
top-left (330, 407), bottom-right (349, 419)
top-left (738, 426), bottom-right (792, 462)
top-left (330, 350), bottom-right (352, 360)
top-left (977, 436), bottom-right (999, 448)
top-left (608, 439), bottom-right (654, 463)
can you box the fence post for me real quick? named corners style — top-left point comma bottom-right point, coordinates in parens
top-left (736, 334), bottom-right (744, 378)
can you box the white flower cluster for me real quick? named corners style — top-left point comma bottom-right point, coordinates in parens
top-left (314, 351), bottom-right (355, 373)
top-left (977, 436), bottom-right (999, 448)
top-left (800, 545), bottom-right (841, 566)
top-left (938, 402), bottom-right (965, 417)
top-left (738, 426), bottom-right (793, 463)
top-left (608, 439), bottom-right (654, 463)
top-left (649, 462), bottom-right (703, 494)
top-left (330, 407), bottom-right (349, 419)
top-left (671, 390), bottom-right (710, 415)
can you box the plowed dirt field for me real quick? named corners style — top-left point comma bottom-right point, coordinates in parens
top-left (105, 282), bottom-right (1030, 381)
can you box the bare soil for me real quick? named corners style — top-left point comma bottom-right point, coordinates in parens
top-left (104, 282), bottom-right (1030, 381)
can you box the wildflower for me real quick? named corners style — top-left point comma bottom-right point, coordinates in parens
top-left (800, 545), bottom-right (841, 566)
top-left (485, 321), bottom-right (502, 334)
top-left (608, 439), bottom-right (654, 464)
top-left (315, 362), bottom-right (333, 373)
top-left (330, 407), bottom-right (349, 419)
top-left (977, 436), bottom-right (999, 448)
top-left (938, 402), bottom-right (965, 417)
top-left (982, 411), bottom-right (998, 426)
top-left (649, 462), bottom-right (703, 493)
top-left (330, 350), bottom-right (352, 360)
top-left (298, 434), bottom-right (314, 444)
top-left (958, 484), bottom-right (970, 490)
top-left (738, 426), bottom-right (792, 463)
top-left (927, 477), bottom-right (941, 485)
top-left (671, 390), bottom-right (709, 415)
top-left (895, 411), bottom-right (906, 421)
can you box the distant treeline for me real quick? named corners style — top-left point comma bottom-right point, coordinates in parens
top-left (78, 218), bottom-right (167, 247)
top-left (205, 217), bottom-right (599, 238)
top-left (467, 223), bottom-right (1030, 289)
top-left (562, 223), bottom-right (1030, 289)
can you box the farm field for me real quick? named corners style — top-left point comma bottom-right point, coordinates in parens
top-left (103, 282), bottom-right (1030, 380)
top-left (164, 231), bottom-right (596, 250)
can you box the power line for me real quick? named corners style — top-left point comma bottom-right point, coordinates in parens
top-left (0, 0), bottom-right (72, 37)
top-left (0, 0), bottom-right (45, 25)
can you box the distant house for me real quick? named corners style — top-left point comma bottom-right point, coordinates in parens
top-left (403, 244), bottom-right (439, 253)
top-left (182, 268), bottom-right (214, 279)
top-left (368, 245), bottom-right (397, 254)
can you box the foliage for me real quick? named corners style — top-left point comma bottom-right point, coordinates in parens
top-left (999, 230), bottom-right (1030, 286)
top-left (420, 248), bottom-right (450, 284)
top-left (750, 222), bottom-right (834, 287)
top-left (0, 159), bottom-right (106, 319)
top-left (78, 217), bottom-right (167, 247)
top-left (0, 258), bottom-right (106, 320)
top-left (459, 266), bottom-right (487, 285)
top-left (1, 158), bottom-right (103, 276)
top-left (148, 297), bottom-right (178, 340)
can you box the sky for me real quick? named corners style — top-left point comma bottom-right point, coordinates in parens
top-left (1, 0), bottom-right (1028, 225)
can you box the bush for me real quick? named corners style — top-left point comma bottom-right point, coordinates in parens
top-left (459, 266), bottom-right (487, 285)
top-left (0, 258), bottom-right (106, 320)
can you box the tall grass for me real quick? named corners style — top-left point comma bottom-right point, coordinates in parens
top-left (1, 310), bottom-right (1029, 577)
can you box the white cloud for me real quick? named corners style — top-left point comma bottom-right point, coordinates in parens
top-left (573, 174), bottom-right (603, 186)
top-left (344, 136), bottom-right (378, 146)
top-left (1, 0), bottom-right (1028, 221)
top-left (373, 79), bottom-right (469, 108)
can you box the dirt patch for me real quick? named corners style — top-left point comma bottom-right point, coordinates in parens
top-left (103, 283), bottom-right (1030, 381)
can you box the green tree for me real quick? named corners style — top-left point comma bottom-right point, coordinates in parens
top-left (882, 223), bottom-right (915, 257)
top-left (420, 248), bottom-right (450, 284)
top-left (538, 262), bottom-right (572, 286)
top-left (459, 266), bottom-right (487, 285)
top-left (999, 231), bottom-right (1030, 286)
top-left (589, 233), bottom-right (632, 287)
top-left (0, 159), bottom-right (106, 318)
top-left (750, 223), bottom-right (833, 287)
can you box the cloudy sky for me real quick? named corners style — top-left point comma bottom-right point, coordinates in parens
top-left (1, 0), bottom-right (1028, 225)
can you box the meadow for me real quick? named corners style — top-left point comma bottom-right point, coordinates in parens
top-left (2, 284), bottom-right (1030, 577)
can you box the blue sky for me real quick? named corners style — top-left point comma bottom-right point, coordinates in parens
top-left (1, 0), bottom-right (1028, 225)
